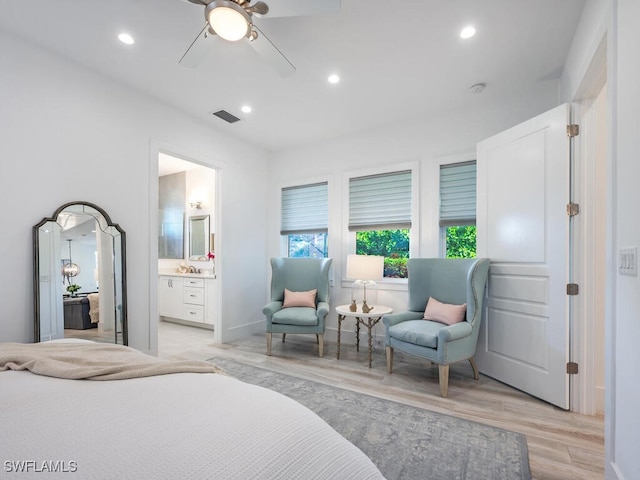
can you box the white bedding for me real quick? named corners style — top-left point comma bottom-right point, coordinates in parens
top-left (0, 351), bottom-right (384, 479)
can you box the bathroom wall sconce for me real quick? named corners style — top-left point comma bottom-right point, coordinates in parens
top-left (189, 201), bottom-right (202, 209)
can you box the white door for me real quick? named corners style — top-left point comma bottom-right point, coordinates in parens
top-left (476, 103), bottom-right (572, 409)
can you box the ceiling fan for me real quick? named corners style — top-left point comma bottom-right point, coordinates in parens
top-left (180, 0), bottom-right (340, 76)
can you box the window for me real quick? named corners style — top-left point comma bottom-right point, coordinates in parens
top-left (356, 229), bottom-right (409, 277)
top-left (349, 170), bottom-right (412, 278)
top-left (287, 233), bottom-right (328, 258)
top-left (281, 182), bottom-right (328, 258)
top-left (440, 161), bottom-right (476, 258)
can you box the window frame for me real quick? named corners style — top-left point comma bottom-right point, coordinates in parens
top-left (278, 176), bottom-right (332, 258)
top-left (438, 159), bottom-right (477, 258)
top-left (342, 162), bottom-right (419, 290)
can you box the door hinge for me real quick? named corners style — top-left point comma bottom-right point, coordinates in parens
top-left (567, 124), bottom-right (580, 137)
top-left (567, 203), bottom-right (580, 216)
top-left (566, 283), bottom-right (579, 295)
top-left (567, 362), bottom-right (579, 375)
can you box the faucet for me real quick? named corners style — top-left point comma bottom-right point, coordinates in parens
top-left (187, 265), bottom-right (197, 274)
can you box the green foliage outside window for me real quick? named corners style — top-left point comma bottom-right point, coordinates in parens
top-left (445, 226), bottom-right (477, 258)
top-left (356, 229), bottom-right (409, 278)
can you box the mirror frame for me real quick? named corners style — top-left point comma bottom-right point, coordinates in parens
top-left (188, 214), bottom-right (210, 260)
top-left (33, 201), bottom-right (128, 345)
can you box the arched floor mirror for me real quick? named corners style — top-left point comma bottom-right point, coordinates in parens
top-left (33, 202), bottom-right (127, 345)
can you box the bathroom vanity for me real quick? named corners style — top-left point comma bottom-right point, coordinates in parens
top-left (158, 273), bottom-right (217, 330)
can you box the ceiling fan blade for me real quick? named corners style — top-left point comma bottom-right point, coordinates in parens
top-left (179, 24), bottom-right (212, 68)
top-left (258, 0), bottom-right (340, 18)
top-left (248, 24), bottom-right (295, 76)
top-left (247, 1), bottom-right (269, 16)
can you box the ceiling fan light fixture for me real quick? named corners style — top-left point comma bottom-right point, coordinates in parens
top-left (206, 1), bottom-right (251, 42)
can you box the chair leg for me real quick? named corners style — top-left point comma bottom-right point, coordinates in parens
top-left (386, 346), bottom-right (393, 374)
top-left (316, 334), bottom-right (319, 344)
top-left (318, 334), bottom-right (324, 358)
top-left (267, 333), bottom-right (272, 356)
top-left (282, 333), bottom-right (286, 343)
top-left (469, 357), bottom-right (480, 380)
top-left (438, 364), bottom-right (450, 398)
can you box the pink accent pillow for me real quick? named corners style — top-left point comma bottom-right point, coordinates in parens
top-left (282, 289), bottom-right (317, 308)
top-left (423, 297), bottom-right (467, 325)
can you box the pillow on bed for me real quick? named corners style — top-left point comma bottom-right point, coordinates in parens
top-left (282, 289), bottom-right (317, 308)
top-left (423, 296), bottom-right (466, 325)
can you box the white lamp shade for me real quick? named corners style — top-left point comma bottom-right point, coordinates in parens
top-left (346, 254), bottom-right (384, 281)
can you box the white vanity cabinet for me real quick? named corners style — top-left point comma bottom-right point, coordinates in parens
top-left (159, 275), bottom-right (216, 330)
top-left (159, 276), bottom-right (184, 319)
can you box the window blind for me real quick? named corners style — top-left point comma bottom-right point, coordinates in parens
top-left (281, 182), bottom-right (328, 235)
top-left (439, 161), bottom-right (476, 227)
top-left (349, 170), bottom-right (412, 231)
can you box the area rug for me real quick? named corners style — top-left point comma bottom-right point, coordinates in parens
top-left (209, 358), bottom-right (531, 480)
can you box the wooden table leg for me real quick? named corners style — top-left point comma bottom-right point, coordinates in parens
top-left (355, 317), bottom-right (361, 352)
top-left (337, 314), bottom-right (344, 360)
top-left (367, 319), bottom-right (373, 368)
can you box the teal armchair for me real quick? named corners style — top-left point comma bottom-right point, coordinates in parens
top-left (263, 257), bottom-right (332, 357)
top-left (383, 258), bottom-right (490, 397)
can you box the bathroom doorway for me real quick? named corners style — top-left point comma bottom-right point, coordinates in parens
top-left (156, 151), bottom-right (221, 356)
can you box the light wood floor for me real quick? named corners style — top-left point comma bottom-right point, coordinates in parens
top-left (158, 321), bottom-right (604, 480)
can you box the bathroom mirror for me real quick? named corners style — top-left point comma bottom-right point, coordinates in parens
top-left (33, 201), bottom-right (127, 345)
top-left (189, 215), bottom-right (210, 259)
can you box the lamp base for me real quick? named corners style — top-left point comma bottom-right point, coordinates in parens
top-left (351, 279), bottom-right (378, 307)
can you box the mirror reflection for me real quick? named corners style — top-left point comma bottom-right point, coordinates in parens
top-left (189, 215), bottom-right (210, 259)
top-left (33, 202), bottom-right (127, 345)
top-left (158, 171), bottom-right (185, 259)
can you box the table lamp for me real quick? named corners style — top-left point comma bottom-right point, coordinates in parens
top-left (346, 254), bottom-right (384, 313)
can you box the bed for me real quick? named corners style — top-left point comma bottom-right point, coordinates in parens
top-left (0, 340), bottom-right (384, 479)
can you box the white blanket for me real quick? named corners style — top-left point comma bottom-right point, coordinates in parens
top-left (0, 345), bottom-right (384, 479)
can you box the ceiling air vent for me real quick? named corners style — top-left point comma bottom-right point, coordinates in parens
top-left (211, 109), bottom-right (241, 124)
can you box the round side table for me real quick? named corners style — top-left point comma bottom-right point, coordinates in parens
top-left (335, 304), bottom-right (393, 368)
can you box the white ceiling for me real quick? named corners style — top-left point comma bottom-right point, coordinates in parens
top-left (0, 0), bottom-right (585, 152)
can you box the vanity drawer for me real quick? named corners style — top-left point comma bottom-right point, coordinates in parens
top-left (183, 287), bottom-right (205, 305)
top-left (183, 304), bottom-right (204, 322)
top-left (184, 278), bottom-right (205, 288)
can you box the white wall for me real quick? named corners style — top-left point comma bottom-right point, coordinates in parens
top-left (0, 30), bottom-right (269, 352)
top-left (610, 1), bottom-right (640, 477)
top-left (559, 0), bottom-right (610, 102)
top-left (559, 0), bottom-right (640, 478)
top-left (268, 95), bottom-right (560, 343)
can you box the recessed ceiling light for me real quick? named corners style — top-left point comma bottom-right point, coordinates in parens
top-left (241, 105), bottom-right (252, 113)
top-left (328, 74), bottom-right (340, 84)
top-left (460, 26), bottom-right (476, 39)
top-left (118, 33), bottom-right (135, 45)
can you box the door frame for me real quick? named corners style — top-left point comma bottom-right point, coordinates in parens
top-left (148, 140), bottom-right (223, 356)
top-left (570, 34), bottom-right (608, 415)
